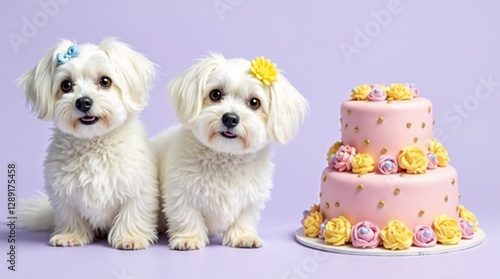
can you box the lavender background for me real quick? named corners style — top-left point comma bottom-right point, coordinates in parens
top-left (1, 0), bottom-right (500, 278)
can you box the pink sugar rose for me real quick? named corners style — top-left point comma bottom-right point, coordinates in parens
top-left (367, 84), bottom-right (387, 101)
top-left (406, 83), bottom-right (419, 98)
top-left (332, 145), bottom-right (357, 172)
top-left (427, 152), bottom-right (438, 170)
top-left (459, 219), bottom-right (475, 239)
top-left (378, 155), bottom-right (398, 174)
top-left (351, 221), bottom-right (381, 248)
top-left (413, 225), bottom-right (437, 247)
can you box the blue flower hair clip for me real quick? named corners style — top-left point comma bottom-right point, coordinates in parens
top-left (56, 45), bottom-right (80, 64)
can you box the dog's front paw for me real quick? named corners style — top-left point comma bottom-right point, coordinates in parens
top-left (169, 236), bottom-right (206, 250)
top-left (111, 236), bottom-right (151, 250)
top-left (49, 233), bottom-right (91, 247)
top-left (223, 234), bottom-right (263, 248)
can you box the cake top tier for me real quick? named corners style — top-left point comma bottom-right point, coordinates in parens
top-left (326, 83), bottom-right (451, 175)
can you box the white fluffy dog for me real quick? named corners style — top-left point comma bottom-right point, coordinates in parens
top-left (18, 38), bottom-right (159, 250)
top-left (151, 54), bottom-right (308, 250)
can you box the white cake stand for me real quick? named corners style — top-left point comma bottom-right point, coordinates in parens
top-left (295, 228), bottom-right (486, 256)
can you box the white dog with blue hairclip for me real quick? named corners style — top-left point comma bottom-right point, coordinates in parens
top-left (151, 54), bottom-right (308, 250)
top-left (18, 38), bottom-right (159, 250)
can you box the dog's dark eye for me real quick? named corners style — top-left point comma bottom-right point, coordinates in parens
top-left (248, 98), bottom-right (261, 109)
top-left (209, 89), bottom-right (222, 101)
top-left (60, 79), bottom-right (73, 93)
top-left (99, 76), bottom-right (112, 89)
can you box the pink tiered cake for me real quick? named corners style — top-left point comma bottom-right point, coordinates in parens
top-left (301, 84), bottom-right (479, 250)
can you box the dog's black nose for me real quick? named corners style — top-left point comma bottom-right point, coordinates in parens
top-left (222, 112), bottom-right (239, 129)
top-left (75, 97), bottom-right (93, 113)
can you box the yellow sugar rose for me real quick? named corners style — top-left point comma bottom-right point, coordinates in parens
top-left (326, 141), bottom-right (342, 162)
top-left (398, 145), bottom-right (428, 174)
top-left (310, 204), bottom-right (320, 213)
top-left (386, 83), bottom-right (413, 100)
top-left (428, 139), bottom-right (450, 167)
top-left (380, 220), bottom-right (413, 250)
top-left (458, 205), bottom-right (478, 232)
top-left (351, 84), bottom-right (371, 100)
top-left (303, 211), bottom-right (324, 237)
top-left (351, 153), bottom-right (375, 174)
top-left (433, 215), bottom-right (462, 245)
top-left (323, 216), bottom-right (351, 246)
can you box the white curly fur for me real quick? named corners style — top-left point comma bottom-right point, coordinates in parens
top-left (151, 54), bottom-right (308, 250)
top-left (17, 38), bottom-right (159, 250)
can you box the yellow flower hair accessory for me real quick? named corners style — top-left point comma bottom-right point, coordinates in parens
top-left (250, 56), bottom-right (279, 86)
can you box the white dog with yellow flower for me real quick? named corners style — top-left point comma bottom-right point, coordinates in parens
top-left (151, 54), bottom-right (308, 250)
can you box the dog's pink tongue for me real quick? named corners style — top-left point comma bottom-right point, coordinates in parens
top-left (81, 116), bottom-right (96, 122)
top-left (224, 131), bottom-right (234, 136)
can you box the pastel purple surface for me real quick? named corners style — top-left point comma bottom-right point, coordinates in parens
top-left (1, 0), bottom-right (500, 278)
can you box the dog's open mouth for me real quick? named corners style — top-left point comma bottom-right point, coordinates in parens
top-left (79, 116), bottom-right (99, 125)
top-left (220, 131), bottom-right (238, 139)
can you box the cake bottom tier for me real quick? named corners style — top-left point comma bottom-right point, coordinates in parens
top-left (319, 166), bottom-right (460, 231)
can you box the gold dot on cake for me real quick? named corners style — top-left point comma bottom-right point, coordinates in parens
top-left (394, 188), bottom-right (401, 195)
top-left (413, 137), bottom-right (418, 143)
top-left (452, 178), bottom-right (456, 185)
top-left (422, 122), bottom-right (426, 128)
top-left (428, 106), bottom-right (431, 113)
top-left (433, 119), bottom-right (436, 125)
top-left (340, 117), bottom-right (342, 123)
top-left (354, 127), bottom-right (359, 133)
top-left (344, 123), bottom-right (349, 129)
top-left (378, 201), bottom-right (385, 208)
top-left (378, 116), bottom-right (384, 124)
top-left (444, 195), bottom-right (449, 202)
top-left (335, 202), bottom-right (340, 208)
top-left (456, 206), bottom-right (460, 212)
top-left (357, 184), bottom-right (364, 191)
top-left (325, 202), bottom-right (330, 209)
top-left (458, 193), bottom-right (462, 199)
top-left (400, 174), bottom-right (406, 177)
top-left (387, 100), bottom-right (393, 104)
top-left (406, 123), bottom-right (412, 129)
top-left (347, 109), bottom-right (351, 116)
top-left (418, 210), bottom-right (425, 217)
top-left (381, 147), bottom-right (388, 154)
top-left (364, 139), bottom-right (370, 145)
top-left (323, 176), bottom-right (327, 182)
top-left (319, 192), bottom-right (322, 198)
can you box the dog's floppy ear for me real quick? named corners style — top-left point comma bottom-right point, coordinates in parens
top-left (169, 53), bottom-right (224, 125)
top-left (18, 40), bottom-right (73, 120)
top-left (100, 38), bottom-right (157, 113)
top-left (266, 74), bottom-right (309, 144)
